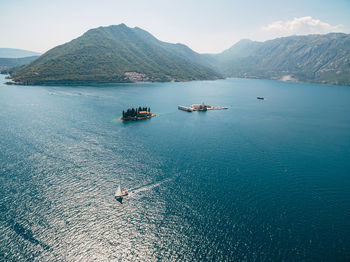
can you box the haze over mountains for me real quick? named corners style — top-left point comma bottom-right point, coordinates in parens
top-left (0, 56), bottom-right (39, 72)
top-left (212, 33), bottom-right (350, 86)
top-left (0, 48), bottom-right (40, 72)
top-left (6, 24), bottom-right (350, 86)
top-left (0, 48), bottom-right (41, 58)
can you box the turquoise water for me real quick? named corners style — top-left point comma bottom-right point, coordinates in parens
top-left (0, 75), bottom-right (349, 261)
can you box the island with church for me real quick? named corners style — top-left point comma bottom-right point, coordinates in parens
top-left (121, 106), bottom-right (156, 121)
top-left (178, 102), bottom-right (228, 112)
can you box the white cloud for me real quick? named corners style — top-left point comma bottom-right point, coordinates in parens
top-left (262, 16), bottom-right (343, 37)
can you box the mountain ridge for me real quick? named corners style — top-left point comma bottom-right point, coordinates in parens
top-left (212, 32), bottom-right (350, 85)
top-left (8, 25), bottom-right (350, 86)
top-left (11, 24), bottom-right (220, 85)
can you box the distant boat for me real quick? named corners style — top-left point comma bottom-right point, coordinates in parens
top-left (115, 184), bottom-right (128, 203)
top-left (257, 97), bottom-right (264, 100)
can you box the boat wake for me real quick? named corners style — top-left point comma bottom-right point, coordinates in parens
top-left (129, 178), bottom-right (172, 195)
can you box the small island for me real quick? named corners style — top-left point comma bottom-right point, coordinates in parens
top-left (121, 106), bottom-right (156, 121)
top-left (178, 102), bottom-right (228, 112)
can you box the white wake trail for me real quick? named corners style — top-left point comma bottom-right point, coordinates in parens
top-left (129, 178), bottom-right (172, 195)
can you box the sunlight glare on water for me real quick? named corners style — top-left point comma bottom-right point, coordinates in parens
top-left (0, 75), bottom-right (349, 261)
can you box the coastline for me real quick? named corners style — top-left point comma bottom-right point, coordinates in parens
top-left (3, 74), bottom-right (222, 86)
top-left (3, 73), bottom-right (349, 87)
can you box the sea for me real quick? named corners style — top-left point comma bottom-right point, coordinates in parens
top-left (0, 75), bottom-right (349, 261)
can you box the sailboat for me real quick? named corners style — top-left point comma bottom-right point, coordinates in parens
top-left (115, 184), bottom-right (128, 203)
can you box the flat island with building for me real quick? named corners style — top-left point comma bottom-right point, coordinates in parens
top-left (178, 103), bottom-right (228, 112)
top-left (121, 107), bottom-right (156, 121)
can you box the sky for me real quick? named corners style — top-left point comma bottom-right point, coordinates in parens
top-left (0, 0), bottom-right (349, 54)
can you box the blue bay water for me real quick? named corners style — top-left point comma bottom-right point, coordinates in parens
top-left (0, 75), bottom-right (349, 261)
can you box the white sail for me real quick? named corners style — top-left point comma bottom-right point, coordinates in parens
top-left (115, 185), bottom-right (122, 197)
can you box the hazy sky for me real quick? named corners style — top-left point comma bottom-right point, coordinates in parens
top-left (1, 0), bottom-right (349, 54)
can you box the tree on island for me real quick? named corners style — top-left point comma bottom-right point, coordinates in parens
top-left (122, 106), bottom-right (151, 118)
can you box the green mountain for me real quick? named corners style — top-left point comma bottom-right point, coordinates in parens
top-left (9, 27), bottom-right (350, 86)
top-left (0, 48), bottom-right (41, 58)
top-left (209, 39), bottom-right (262, 62)
top-left (214, 33), bottom-right (350, 85)
top-left (11, 24), bottom-right (220, 85)
top-left (0, 56), bottom-right (39, 73)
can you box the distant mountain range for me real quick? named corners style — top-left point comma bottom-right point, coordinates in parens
top-left (6, 25), bottom-right (350, 86)
top-left (0, 56), bottom-right (39, 72)
top-left (210, 33), bottom-right (350, 86)
top-left (0, 48), bottom-right (41, 72)
top-left (0, 48), bottom-right (41, 58)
